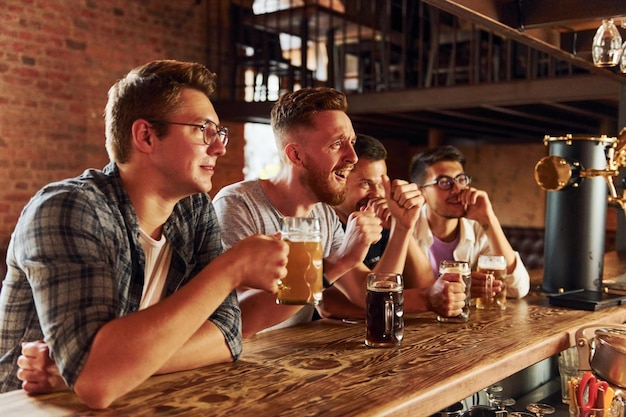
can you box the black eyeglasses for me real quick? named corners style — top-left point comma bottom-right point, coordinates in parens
top-left (150, 120), bottom-right (229, 147)
top-left (420, 174), bottom-right (471, 191)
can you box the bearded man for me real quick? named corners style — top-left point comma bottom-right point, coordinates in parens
top-left (213, 88), bottom-right (465, 337)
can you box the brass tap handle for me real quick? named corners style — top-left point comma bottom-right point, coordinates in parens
top-left (534, 155), bottom-right (576, 191)
top-left (535, 131), bottom-right (626, 215)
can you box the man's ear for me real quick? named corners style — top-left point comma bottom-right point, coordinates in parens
top-left (284, 143), bottom-right (303, 166)
top-left (131, 119), bottom-right (155, 153)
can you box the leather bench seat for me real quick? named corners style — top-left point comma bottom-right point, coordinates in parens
top-left (502, 226), bottom-right (616, 271)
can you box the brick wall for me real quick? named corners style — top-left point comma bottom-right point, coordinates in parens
top-left (0, 0), bottom-right (568, 272)
top-left (0, 0), bottom-right (245, 263)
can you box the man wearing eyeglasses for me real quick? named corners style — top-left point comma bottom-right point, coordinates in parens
top-left (213, 87), bottom-right (465, 338)
top-left (0, 60), bottom-right (288, 408)
top-left (409, 145), bottom-right (530, 299)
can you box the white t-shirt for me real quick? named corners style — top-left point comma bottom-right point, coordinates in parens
top-left (138, 228), bottom-right (173, 310)
top-left (213, 179), bottom-right (344, 331)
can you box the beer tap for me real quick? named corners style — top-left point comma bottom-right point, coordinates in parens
top-left (534, 129), bottom-right (626, 216)
top-left (534, 130), bottom-right (626, 295)
top-left (606, 129), bottom-right (626, 214)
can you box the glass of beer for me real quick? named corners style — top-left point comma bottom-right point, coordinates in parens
top-left (437, 260), bottom-right (471, 323)
top-left (277, 217), bottom-right (323, 305)
top-left (476, 255), bottom-right (507, 310)
top-left (365, 272), bottom-right (404, 348)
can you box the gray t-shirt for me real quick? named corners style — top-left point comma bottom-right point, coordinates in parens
top-left (213, 179), bottom-right (345, 330)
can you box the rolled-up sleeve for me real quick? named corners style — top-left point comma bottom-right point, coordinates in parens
top-left (174, 195), bottom-right (243, 360)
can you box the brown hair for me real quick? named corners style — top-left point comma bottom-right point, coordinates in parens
top-left (104, 60), bottom-right (216, 163)
top-left (270, 87), bottom-right (347, 150)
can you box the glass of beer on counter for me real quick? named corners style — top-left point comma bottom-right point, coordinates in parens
top-left (365, 272), bottom-right (404, 348)
top-left (437, 260), bottom-right (471, 323)
top-left (476, 255), bottom-right (507, 310)
top-left (277, 216), bottom-right (323, 305)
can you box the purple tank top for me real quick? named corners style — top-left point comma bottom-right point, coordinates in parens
top-left (429, 234), bottom-right (460, 276)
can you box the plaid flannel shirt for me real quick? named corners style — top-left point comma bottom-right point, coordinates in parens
top-left (0, 162), bottom-right (241, 392)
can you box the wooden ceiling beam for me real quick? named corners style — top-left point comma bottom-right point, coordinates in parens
top-left (346, 76), bottom-right (621, 114)
top-left (497, 0), bottom-right (626, 30)
top-left (214, 101), bottom-right (273, 124)
top-left (542, 101), bottom-right (618, 121)
top-left (479, 104), bottom-right (594, 132)
top-left (353, 110), bottom-right (536, 139)
top-left (435, 108), bottom-right (573, 135)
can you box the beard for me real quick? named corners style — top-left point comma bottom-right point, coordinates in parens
top-left (302, 160), bottom-right (347, 206)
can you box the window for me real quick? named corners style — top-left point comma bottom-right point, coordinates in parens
top-left (244, 123), bottom-right (280, 180)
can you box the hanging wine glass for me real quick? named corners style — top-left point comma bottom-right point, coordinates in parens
top-left (592, 19), bottom-right (623, 67)
top-left (620, 41), bottom-right (626, 73)
top-left (526, 402), bottom-right (555, 417)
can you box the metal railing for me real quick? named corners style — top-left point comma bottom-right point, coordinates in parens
top-left (226, 0), bottom-right (601, 102)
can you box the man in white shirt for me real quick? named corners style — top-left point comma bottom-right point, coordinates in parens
top-left (409, 145), bottom-right (530, 299)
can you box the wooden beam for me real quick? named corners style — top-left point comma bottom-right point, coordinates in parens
top-left (497, 0), bottom-right (626, 30)
top-left (436, 108), bottom-right (554, 134)
top-left (346, 75), bottom-right (621, 114)
top-left (214, 101), bottom-right (274, 124)
top-left (543, 101), bottom-right (617, 121)
top-left (352, 109), bottom-right (541, 140)
top-left (479, 104), bottom-right (595, 132)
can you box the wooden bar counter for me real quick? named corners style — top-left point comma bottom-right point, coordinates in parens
top-left (2, 255), bottom-right (626, 416)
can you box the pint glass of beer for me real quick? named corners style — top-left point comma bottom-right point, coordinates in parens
top-left (437, 260), bottom-right (471, 323)
top-left (277, 217), bottom-right (323, 305)
top-left (476, 255), bottom-right (507, 310)
top-left (365, 272), bottom-right (404, 348)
